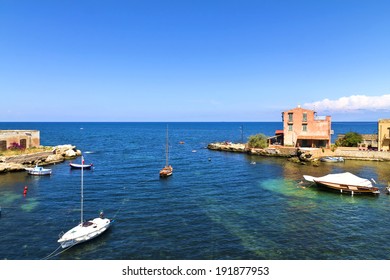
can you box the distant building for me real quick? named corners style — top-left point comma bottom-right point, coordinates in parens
top-left (0, 130), bottom-right (40, 151)
top-left (281, 106), bottom-right (331, 148)
top-left (270, 129), bottom-right (284, 145)
top-left (360, 134), bottom-right (378, 149)
top-left (378, 119), bottom-right (390, 151)
top-left (336, 134), bottom-right (378, 150)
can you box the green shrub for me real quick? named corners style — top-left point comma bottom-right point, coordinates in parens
top-left (248, 133), bottom-right (268, 148)
top-left (335, 132), bottom-right (363, 147)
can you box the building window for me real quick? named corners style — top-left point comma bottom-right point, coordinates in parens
top-left (303, 113), bottom-right (307, 122)
top-left (20, 139), bottom-right (27, 149)
top-left (302, 124), bottom-right (307, 131)
top-left (288, 113), bottom-right (293, 122)
top-left (0, 140), bottom-right (6, 151)
top-left (288, 124), bottom-right (293, 131)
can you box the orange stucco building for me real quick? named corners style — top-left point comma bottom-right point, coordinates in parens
top-left (282, 106), bottom-right (331, 148)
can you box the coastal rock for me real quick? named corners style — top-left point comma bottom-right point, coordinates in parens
top-left (0, 144), bottom-right (82, 173)
top-left (287, 157), bottom-right (301, 163)
top-left (249, 147), bottom-right (284, 157)
top-left (0, 162), bottom-right (26, 173)
top-left (208, 142), bottom-right (297, 158)
top-left (54, 145), bottom-right (76, 155)
top-left (207, 142), bottom-right (246, 152)
top-left (65, 149), bottom-right (77, 158)
top-left (312, 160), bottom-right (320, 167)
top-left (55, 144), bottom-right (75, 151)
top-left (297, 149), bottom-right (313, 162)
top-left (5, 152), bottom-right (53, 165)
top-left (45, 154), bottom-right (65, 164)
top-left (52, 144), bottom-right (81, 159)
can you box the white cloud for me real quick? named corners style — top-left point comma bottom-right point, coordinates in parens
top-left (303, 94), bottom-right (390, 112)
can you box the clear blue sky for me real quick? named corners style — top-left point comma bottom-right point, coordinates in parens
top-left (1, 0), bottom-right (389, 122)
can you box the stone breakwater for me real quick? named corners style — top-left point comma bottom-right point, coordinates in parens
top-left (207, 142), bottom-right (296, 157)
top-left (0, 144), bottom-right (82, 173)
top-left (207, 142), bottom-right (390, 162)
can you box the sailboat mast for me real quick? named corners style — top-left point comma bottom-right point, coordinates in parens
top-left (81, 156), bottom-right (84, 224)
top-left (165, 126), bottom-right (169, 167)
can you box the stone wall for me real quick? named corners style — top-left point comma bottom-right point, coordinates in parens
top-left (333, 149), bottom-right (390, 161)
top-left (207, 142), bottom-right (298, 157)
top-left (208, 142), bottom-right (390, 162)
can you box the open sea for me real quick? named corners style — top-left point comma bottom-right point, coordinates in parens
top-left (1, 122), bottom-right (390, 260)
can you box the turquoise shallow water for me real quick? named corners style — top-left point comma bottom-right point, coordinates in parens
top-left (1, 122), bottom-right (390, 260)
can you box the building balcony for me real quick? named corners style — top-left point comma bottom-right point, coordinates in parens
top-left (314, 116), bottom-right (327, 121)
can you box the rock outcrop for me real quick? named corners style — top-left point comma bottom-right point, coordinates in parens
top-left (0, 162), bottom-right (26, 173)
top-left (0, 144), bottom-right (82, 173)
top-left (207, 142), bottom-right (246, 152)
top-left (207, 142), bottom-right (297, 157)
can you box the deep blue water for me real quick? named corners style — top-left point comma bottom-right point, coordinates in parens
top-left (1, 122), bottom-right (390, 260)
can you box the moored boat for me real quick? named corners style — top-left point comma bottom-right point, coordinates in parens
top-left (58, 156), bottom-right (112, 248)
top-left (25, 165), bottom-right (52, 176)
top-left (160, 126), bottom-right (173, 178)
top-left (159, 165), bottom-right (173, 177)
top-left (69, 162), bottom-right (93, 169)
top-left (320, 156), bottom-right (344, 162)
top-left (303, 172), bottom-right (379, 195)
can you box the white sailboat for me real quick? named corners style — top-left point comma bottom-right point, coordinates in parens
top-left (58, 156), bottom-right (112, 248)
top-left (159, 126), bottom-right (173, 178)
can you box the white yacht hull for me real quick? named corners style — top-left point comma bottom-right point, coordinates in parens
top-left (58, 217), bottom-right (112, 248)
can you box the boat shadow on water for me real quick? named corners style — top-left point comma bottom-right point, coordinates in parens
top-left (305, 182), bottom-right (382, 199)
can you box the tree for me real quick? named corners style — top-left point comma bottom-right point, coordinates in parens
top-left (248, 133), bottom-right (268, 148)
top-left (335, 132), bottom-right (363, 147)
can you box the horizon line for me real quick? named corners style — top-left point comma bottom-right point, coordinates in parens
top-left (0, 120), bottom-right (380, 123)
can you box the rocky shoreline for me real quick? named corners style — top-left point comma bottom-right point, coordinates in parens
top-left (207, 142), bottom-right (390, 162)
top-left (207, 142), bottom-right (296, 157)
top-left (0, 144), bottom-right (81, 173)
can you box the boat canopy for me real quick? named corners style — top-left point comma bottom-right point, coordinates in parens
top-left (303, 172), bottom-right (373, 188)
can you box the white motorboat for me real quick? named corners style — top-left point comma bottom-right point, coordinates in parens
top-left (25, 165), bottom-right (52, 176)
top-left (320, 156), bottom-right (344, 162)
top-left (303, 172), bottom-right (380, 195)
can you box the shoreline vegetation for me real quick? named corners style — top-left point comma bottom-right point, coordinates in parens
top-left (0, 145), bottom-right (81, 173)
top-left (207, 142), bottom-right (390, 163)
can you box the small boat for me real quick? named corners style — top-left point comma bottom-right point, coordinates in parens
top-left (58, 156), bottom-right (112, 248)
top-left (160, 126), bottom-right (173, 178)
top-left (160, 165), bottom-right (173, 177)
top-left (303, 172), bottom-right (380, 195)
top-left (25, 165), bottom-right (52, 176)
top-left (320, 156), bottom-right (344, 162)
top-left (69, 162), bottom-right (93, 169)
